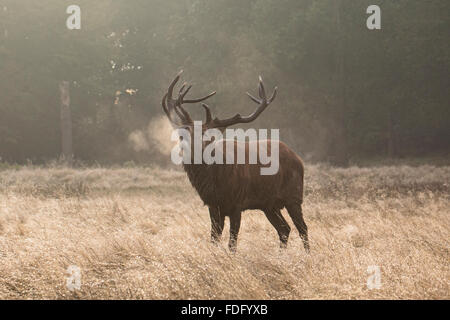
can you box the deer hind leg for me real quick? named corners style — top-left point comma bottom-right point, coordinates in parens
top-left (228, 211), bottom-right (242, 253)
top-left (209, 206), bottom-right (224, 244)
top-left (285, 203), bottom-right (309, 253)
top-left (263, 209), bottom-right (291, 248)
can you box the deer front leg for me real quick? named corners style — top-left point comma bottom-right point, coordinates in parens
top-left (228, 211), bottom-right (242, 253)
top-left (209, 206), bottom-right (224, 243)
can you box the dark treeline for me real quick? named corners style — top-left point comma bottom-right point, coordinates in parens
top-left (0, 0), bottom-right (449, 165)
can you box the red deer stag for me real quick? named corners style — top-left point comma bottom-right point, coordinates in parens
top-left (162, 71), bottom-right (309, 252)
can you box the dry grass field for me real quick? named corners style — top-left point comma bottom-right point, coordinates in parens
top-left (0, 164), bottom-right (448, 299)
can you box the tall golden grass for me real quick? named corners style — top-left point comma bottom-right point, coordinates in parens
top-left (0, 164), bottom-right (448, 299)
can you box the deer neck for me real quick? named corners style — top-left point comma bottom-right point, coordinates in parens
top-left (183, 163), bottom-right (217, 206)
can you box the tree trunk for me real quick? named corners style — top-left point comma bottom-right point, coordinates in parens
top-left (59, 81), bottom-right (73, 166)
top-left (329, 0), bottom-right (349, 166)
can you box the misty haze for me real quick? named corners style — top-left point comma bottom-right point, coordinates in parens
top-left (0, 0), bottom-right (448, 301)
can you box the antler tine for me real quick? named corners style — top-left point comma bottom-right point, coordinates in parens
top-left (162, 93), bottom-right (169, 117)
top-left (180, 85), bottom-right (193, 101)
top-left (175, 104), bottom-right (193, 123)
top-left (175, 83), bottom-right (194, 123)
top-left (168, 70), bottom-right (183, 100)
top-left (269, 86), bottom-right (278, 103)
top-left (258, 76), bottom-right (266, 99)
top-left (184, 91), bottom-right (216, 104)
top-left (246, 91), bottom-right (260, 104)
top-left (201, 103), bottom-right (213, 123)
top-left (179, 82), bottom-right (187, 96)
top-left (174, 104), bottom-right (186, 119)
top-left (162, 93), bottom-right (183, 126)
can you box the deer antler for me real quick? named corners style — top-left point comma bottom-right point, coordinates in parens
top-left (203, 76), bottom-right (277, 128)
top-left (162, 70), bottom-right (216, 126)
